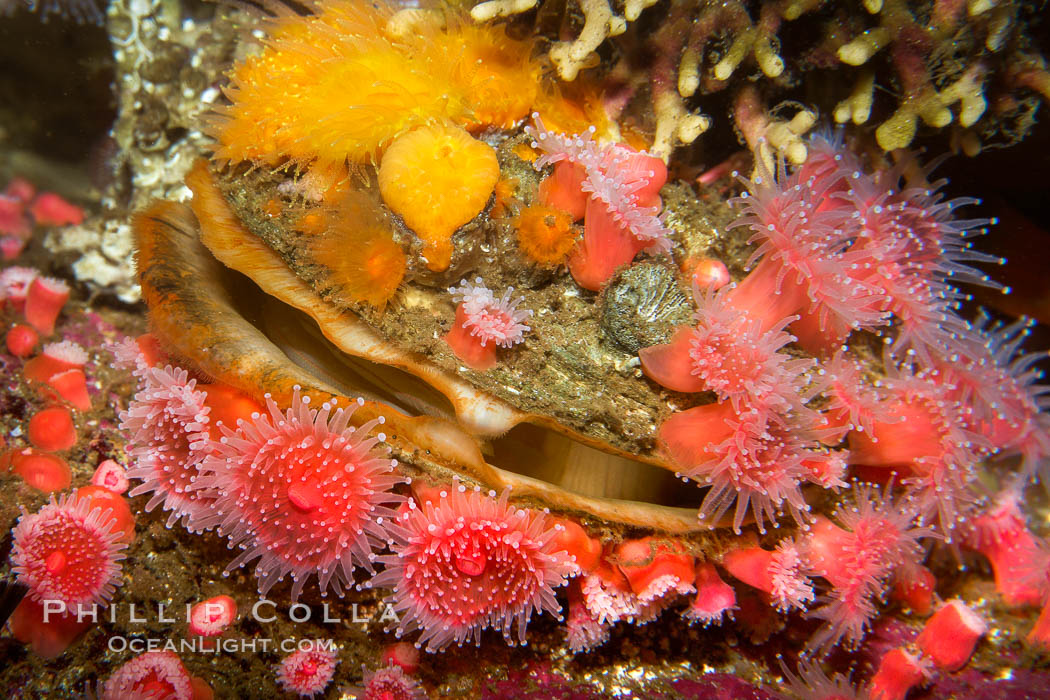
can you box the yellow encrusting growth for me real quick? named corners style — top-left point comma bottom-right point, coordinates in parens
top-left (378, 124), bottom-right (500, 272)
top-left (209, 0), bottom-right (542, 174)
top-left (303, 191), bottom-right (407, 310)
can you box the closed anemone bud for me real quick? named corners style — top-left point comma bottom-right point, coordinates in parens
top-left (29, 192), bottom-right (84, 227)
top-left (24, 276), bottom-right (70, 336)
top-left (12, 449), bottom-right (72, 492)
top-left (915, 599), bottom-right (987, 671)
top-left (45, 368), bottom-right (91, 411)
top-left (891, 564), bottom-right (936, 616)
top-left (683, 256), bottom-right (731, 291)
top-left (6, 323), bottom-right (38, 357)
top-left (684, 562), bottom-right (737, 625)
top-left (380, 642), bottom-right (420, 674)
top-left (27, 406), bottom-right (76, 451)
top-left (5, 177), bottom-right (35, 203)
top-left (868, 647), bottom-right (930, 700)
top-left (188, 595), bottom-right (238, 637)
top-left (1, 235), bottom-right (27, 260)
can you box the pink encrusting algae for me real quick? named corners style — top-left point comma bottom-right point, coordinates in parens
top-left (10, 490), bottom-right (127, 607)
top-left (199, 388), bottom-right (404, 600)
top-left (369, 482), bottom-right (575, 651)
top-left (119, 365), bottom-right (215, 532)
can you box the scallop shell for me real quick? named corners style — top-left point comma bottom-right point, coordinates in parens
top-left (132, 155), bottom-right (716, 535)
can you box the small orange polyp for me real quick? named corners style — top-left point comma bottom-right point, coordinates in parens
top-left (515, 205), bottom-right (577, 265)
top-left (869, 647), bottom-right (928, 700)
top-left (45, 369), bottom-right (91, 411)
top-left (6, 324), bottom-right (39, 357)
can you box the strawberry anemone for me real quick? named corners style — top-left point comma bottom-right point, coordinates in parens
top-left (11, 490), bottom-right (128, 607)
top-left (937, 312), bottom-right (1050, 479)
top-left (275, 644), bottom-right (339, 698)
top-left (802, 485), bottom-right (933, 652)
top-left (837, 155), bottom-right (1002, 364)
top-left (640, 287), bottom-right (843, 533)
top-left (100, 650), bottom-right (197, 700)
top-left (847, 366), bottom-right (988, 537)
top-left (199, 388), bottom-right (404, 599)
top-left (726, 132), bottom-right (1001, 362)
top-left (369, 483), bottom-right (575, 651)
top-left (119, 365), bottom-right (214, 531)
top-left (722, 156), bottom-right (888, 354)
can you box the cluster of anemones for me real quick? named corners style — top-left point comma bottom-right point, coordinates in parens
top-left (525, 114), bottom-right (669, 291)
top-left (0, 176), bottom-right (83, 261)
top-left (543, 128), bottom-right (1050, 661)
top-left (117, 340), bottom-right (406, 600)
top-left (634, 132), bottom-right (1050, 548)
top-left (116, 343), bottom-right (580, 656)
